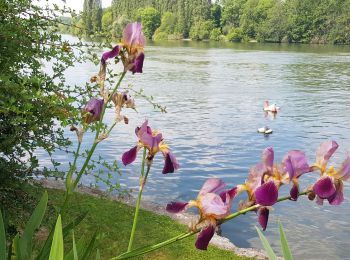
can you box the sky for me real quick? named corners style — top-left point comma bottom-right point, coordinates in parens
top-left (34, 0), bottom-right (112, 12)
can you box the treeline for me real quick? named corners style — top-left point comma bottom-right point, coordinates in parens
top-left (60, 0), bottom-right (350, 44)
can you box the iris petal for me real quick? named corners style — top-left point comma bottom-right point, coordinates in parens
top-left (122, 146), bottom-right (138, 166)
top-left (313, 177), bottom-right (336, 199)
top-left (290, 183), bottom-right (299, 201)
top-left (257, 207), bottom-right (269, 231)
top-left (337, 156), bottom-right (350, 181)
top-left (200, 193), bottom-right (228, 217)
top-left (162, 152), bottom-right (179, 174)
top-left (255, 181), bottom-right (278, 206)
top-left (101, 45), bottom-right (120, 64)
top-left (195, 225), bottom-right (215, 250)
top-left (166, 201), bottom-right (188, 213)
top-left (130, 52), bottom-right (144, 74)
top-left (262, 147), bottom-right (274, 169)
top-left (122, 22), bottom-right (146, 51)
top-left (316, 140), bottom-right (338, 170)
top-left (328, 181), bottom-right (344, 205)
top-left (282, 150), bottom-right (310, 179)
top-left (219, 187), bottom-right (237, 203)
top-left (199, 178), bottom-right (226, 196)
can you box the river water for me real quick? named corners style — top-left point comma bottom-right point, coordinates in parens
top-left (38, 36), bottom-right (350, 259)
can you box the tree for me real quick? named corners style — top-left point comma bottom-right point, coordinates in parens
top-left (221, 0), bottom-right (247, 28)
top-left (211, 4), bottom-right (222, 28)
top-left (83, 0), bottom-right (102, 35)
top-left (0, 0), bottom-right (83, 179)
top-left (136, 7), bottom-right (161, 39)
top-left (190, 19), bottom-right (215, 40)
top-left (153, 12), bottom-right (177, 40)
top-left (102, 9), bottom-right (113, 32)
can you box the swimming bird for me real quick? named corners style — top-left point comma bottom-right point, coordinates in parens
top-left (263, 100), bottom-right (280, 112)
top-left (258, 126), bottom-right (273, 134)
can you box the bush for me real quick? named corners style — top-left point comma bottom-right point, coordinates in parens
top-left (226, 28), bottom-right (243, 42)
top-left (210, 28), bottom-right (222, 41)
top-left (153, 31), bottom-right (169, 41)
top-left (190, 20), bottom-right (215, 41)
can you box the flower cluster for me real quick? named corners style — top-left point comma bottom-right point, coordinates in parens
top-left (166, 140), bottom-right (350, 250)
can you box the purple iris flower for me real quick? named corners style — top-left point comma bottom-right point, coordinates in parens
top-left (237, 147), bottom-right (281, 230)
top-left (166, 178), bottom-right (237, 250)
top-left (282, 150), bottom-right (311, 200)
top-left (122, 120), bottom-right (179, 174)
top-left (312, 141), bottom-right (350, 205)
top-left (81, 98), bottom-right (104, 124)
top-left (99, 22), bottom-right (146, 76)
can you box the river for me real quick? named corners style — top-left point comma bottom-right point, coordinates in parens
top-left (38, 35), bottom-right (350, 259)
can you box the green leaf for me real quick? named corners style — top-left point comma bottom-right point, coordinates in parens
top-left (64, 236), bottom-right (87, 260)
top-left (13, 233), bottom-right (23, 260)
top-left (36, 212), bottom-right (87, 260)
top-left (19, 191), bottom-right (48, 259)
top-left (0, 211), bottom-right (6, 260)
top-left (81, 232), bottom-right (97, 260)
top-left (255, 226), bottom-right (278, 260)
top-left (72, 231), bottom-right (78, 260)
top-left (49, 215), bottom-right (64, 260)
top-left (278, 221), bottom-right (293, 260)
top-left (95, 249), bottom-right (101, 260)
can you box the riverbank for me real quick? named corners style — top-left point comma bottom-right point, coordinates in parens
top-left (1, 179), bottom-right (266, 259)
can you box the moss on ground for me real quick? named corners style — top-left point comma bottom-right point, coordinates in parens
top-left (0, 181), bottom-right (252, 260)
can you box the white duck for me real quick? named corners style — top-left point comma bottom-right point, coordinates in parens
top-left (258, 126), bottom-right (273, 134)
top-left (263, 100), bottom-right (280, 112)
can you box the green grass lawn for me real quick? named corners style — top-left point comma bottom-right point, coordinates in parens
top-left (0, 181), bottom-right (253, 260)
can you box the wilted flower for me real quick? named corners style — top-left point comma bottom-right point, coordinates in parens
top-left (311, 140), bottom-right (350, 205)
top-left (166, 178), bottom-right (237, 250)
top-left (122, 120), bottom-right (179, 174)
top-left (81, 98), bottom-right (104, 124)
top-left (281, 150), bottom-right (311, 200)
top-left (99, 22), bottom-right (145, 79)
top-left (111, 91), bottom-right (135, 124)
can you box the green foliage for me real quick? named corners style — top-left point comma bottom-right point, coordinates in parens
top-left (210, 28), bottom-right (222, 41)
top-left (255, 226), bottom-right (278, 260)
top-left (0, 211), bottom-right (6, 260)
top-left (102, 10), bottom-right (113, 32)
top-left (221, 0), bottom-right (247, 27)
top-left (226, 28), bottom-right (243, 42)
top-left (190, 19), bottom-right (215, 40)
top-left (136, 7), bottom-right (161, 38)
top-left (83, 0), bottom-right (102, 35)
top-left (4, 184), bottom-right (248, 259)
top-left (278, 222), bottom-right (293, 260)
top-left (153, 12), bottom-right (177, 40)
top-left (49, 215), bottom-right (64, 260)
top-left (111, 15), bottom-right (131, 39)
top-left (0, 0), bottom-right (91, 179)
top-left (211, 4), bottom-right (222, 28)
top-left (256, 222), bottom-right (294, 260)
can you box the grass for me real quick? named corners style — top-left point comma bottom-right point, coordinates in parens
top-left (0, 180), bottom-right (253, 260)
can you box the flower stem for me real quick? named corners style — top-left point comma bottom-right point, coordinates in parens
top-left (73, 71), bottom-right (126, 189)
top-left (61, 71), bottom-right (126, 213)
top-left (127, 147), bottom-right (148, 252)
top-left (113, 191), bottom-right (309, 259)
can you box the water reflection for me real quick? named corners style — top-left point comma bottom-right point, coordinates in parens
top-left (38, 35), bottom-right (350, 259)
